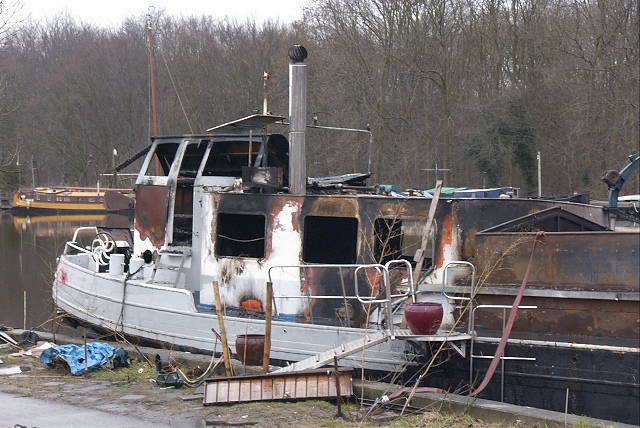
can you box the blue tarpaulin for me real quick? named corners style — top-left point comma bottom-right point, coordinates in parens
top-left (39, 342), bottom-right (128, 376)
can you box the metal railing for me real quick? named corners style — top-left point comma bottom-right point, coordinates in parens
top-left (470, 304), bottom-right (538, 402)
top-left (442, 261), bottom-right (476, 335)
top-left (267, 261), bottom-right (414, 335)
top-left (64, 226), bottom-right (99, 256)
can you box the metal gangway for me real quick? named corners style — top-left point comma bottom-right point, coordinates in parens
top-left (269, 260), bottom-right (476, 373)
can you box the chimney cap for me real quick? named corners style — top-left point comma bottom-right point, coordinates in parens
top-left (288, 45), bottom-right (308, 63)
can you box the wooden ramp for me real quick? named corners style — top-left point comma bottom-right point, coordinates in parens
top-left (272, 330), bottom-right (389, 374)
top-left (272, 329), bottom-right (472, 375)
top-left (203, 367), bottom-right (353, 405)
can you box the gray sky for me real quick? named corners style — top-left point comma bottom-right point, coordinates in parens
top-left (13, 0), bottom-right (306, 27)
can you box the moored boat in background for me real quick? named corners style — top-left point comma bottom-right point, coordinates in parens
top-left (0, 194), bottom-right (11, 210)
top-left (11, 186), bottom-right (134, 214)
top-left (51, 45), bottom-right (639, 424)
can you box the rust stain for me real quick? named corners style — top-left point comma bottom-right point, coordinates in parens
top-left (305, 196), bottom-right (359, 217)
top-left (301, 271), bottom-right (316, 321)
top-left (475, 233), bottom-right (639, 290)
top-left (474, 295), bottom-right (639, 340)
top-left (435, 210), bottom-right (455, 269)
top-left (134, 185), bottom-right (170, 248)
top-left (209, 193), bottom-right (222, 258)
top-left (462, 227), bottom-right (478, 260)
top-left (272, 197), bottom-right (301, 232)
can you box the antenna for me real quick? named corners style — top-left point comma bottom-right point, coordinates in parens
top-left (421, 164), bottom-right (451, 186)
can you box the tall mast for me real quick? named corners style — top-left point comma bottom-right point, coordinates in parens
top-left (147, 9), bottom-right (159, 137)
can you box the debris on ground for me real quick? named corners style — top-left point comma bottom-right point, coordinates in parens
top-left (9, 341), bottom-right (55, 358)
top-left (38, 342), bottom-right (129, 375)
top-left (0, 365), bottom-right (21, 375)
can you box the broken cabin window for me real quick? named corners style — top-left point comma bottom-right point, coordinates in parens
top-left (303, 216), bottom-right (358, 264)
top-left (144, 142), bottom-right (180, 176)
top-left (202, 140), bottom-right (260, 177)
top-left (172, 143), bottom-right (207, 246)
top-left (216, 213), bottom-right (266, 258)
top-left (179, 141), bottom-right (209, 179)
top-left (374, 218), bottom-right (432, 268)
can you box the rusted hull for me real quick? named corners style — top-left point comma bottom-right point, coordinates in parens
top-left (472, 296), bottom-right (638, 345)
top-left (472, 231), bottom-right (639, 343)
top-left (474, 232), bottom-right (639, 291)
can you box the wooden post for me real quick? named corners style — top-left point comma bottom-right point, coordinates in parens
top-left (83, 328), bottom-right (88, 375)
top-left (23, 291), bottom-right (27, 330)
top-left (213, 281), bottom-right (233, 377)
top-left (51, 308), bottom-right (57, 344)
top-left (262, 281), bottom-right (273, 374)
top-left (333, 355), bottom-right (343, 418)
top-left (403, 180), bottom-right (443, 329)
top-left (412, 180), bottom-right (443, 286)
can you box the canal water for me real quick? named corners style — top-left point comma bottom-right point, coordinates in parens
top-left (0, 210), bottom-right (132, 331)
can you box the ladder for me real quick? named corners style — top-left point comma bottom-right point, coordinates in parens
top-left (150, 248), bottom-right (191, 286)
top-left (273, 330), bottom-right (389, 373)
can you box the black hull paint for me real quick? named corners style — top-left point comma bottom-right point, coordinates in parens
top-left (422, 342), bottom-right (640, 425)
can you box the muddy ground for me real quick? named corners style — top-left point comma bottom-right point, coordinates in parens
top-left (0, 337), bottom-right (598, 428)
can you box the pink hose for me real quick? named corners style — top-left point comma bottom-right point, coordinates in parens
top-left (470, 231), bottom-right (545, 397)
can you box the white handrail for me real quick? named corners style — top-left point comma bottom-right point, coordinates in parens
top-left (442, 261), bottom-right (475, 301)
top-left (267, 262), bottom-right (407, 334)
top-left (63, 227), bottom-right (99, 266)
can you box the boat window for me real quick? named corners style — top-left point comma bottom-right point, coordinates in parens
top-left (179, 142), bottom-right (209, 179)
top-left (144, 142), bottom-right (180, 176)
top-left (202, 140), bottom-right (260, 177)
top-left (303, 216), bottom-right (358, 264)
top-left (374, 218), bottom-right (431, 268)
top-left (215, 213), bottom-right (266, 258)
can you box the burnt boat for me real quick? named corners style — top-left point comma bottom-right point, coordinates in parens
top-left (52, 45), bottom-right (639, 424)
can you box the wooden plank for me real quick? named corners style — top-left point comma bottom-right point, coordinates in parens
top-left (250, 379), bottom-right (262, 401)
top-left (285, 376), bottom-right (296, 399)
top-left (295, 376), bottom-right (306, 398)
top-left (262, 378), bottom-right (274, 400)
top-left (216, 381), bottom-right (227, 403)
top-left (307, 375), bottom-right (319, 397)
top-left (203, 367), bottom-right (353, 405)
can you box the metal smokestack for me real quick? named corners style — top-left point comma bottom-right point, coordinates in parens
top-left (288, 45), bottom-right (308, 195)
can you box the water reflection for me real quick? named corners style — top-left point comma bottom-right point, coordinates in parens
top-left (0, 211), bottom-right (132, 330)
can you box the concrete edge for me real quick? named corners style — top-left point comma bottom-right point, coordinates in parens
top-left (353, 379), bottom-right (636, 428)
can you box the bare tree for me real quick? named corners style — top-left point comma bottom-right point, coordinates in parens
top-left (0, 1), bottom-right (637, 197)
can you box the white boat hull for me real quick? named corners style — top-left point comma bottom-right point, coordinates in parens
top-left (53, 254), bottom-right (417, 372)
